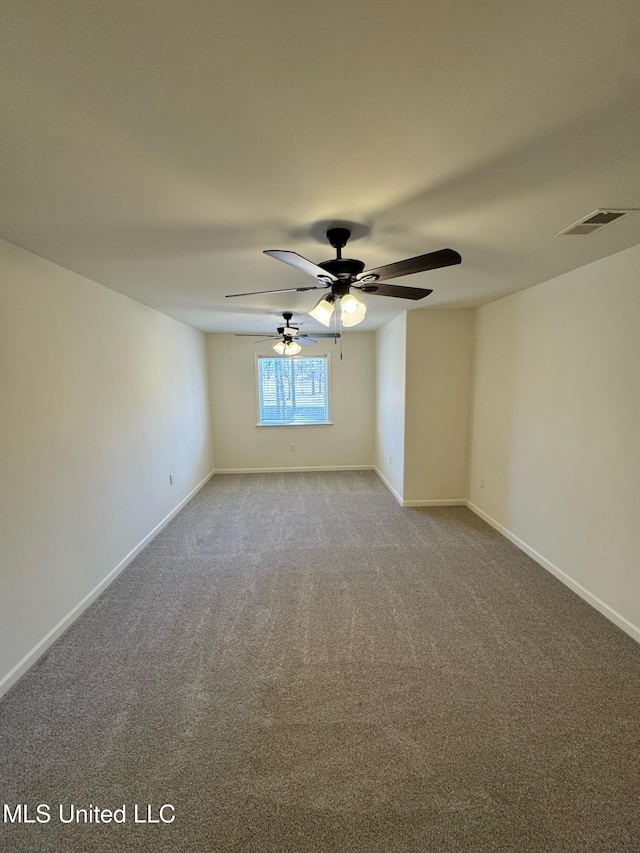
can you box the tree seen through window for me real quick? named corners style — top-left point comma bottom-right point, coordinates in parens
top-left (257, 356), bottom-right (329, 425)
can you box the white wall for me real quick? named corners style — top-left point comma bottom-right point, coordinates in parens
top-left (374, 314), bottom-right (406, 498)
top-left (0, 240), bottom-right (214, 693)
top-left (404, 309), bottom-right (474, 503)
top-left (469, 244), bottom-right (640, 639)
top-left (207, 332), bottom-right (375, 471)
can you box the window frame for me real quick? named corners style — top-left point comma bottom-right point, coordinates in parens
top-left (255, 352), bottom-right (333, 428)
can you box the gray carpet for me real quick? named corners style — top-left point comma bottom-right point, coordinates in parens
top-left (1, 471), bottom-right (639, 852)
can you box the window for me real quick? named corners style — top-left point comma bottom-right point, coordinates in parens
top-left (257, 355), bottom-right (330, 426)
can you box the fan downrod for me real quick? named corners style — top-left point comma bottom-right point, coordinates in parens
top-left (320, 227), bottom-right (365, 280)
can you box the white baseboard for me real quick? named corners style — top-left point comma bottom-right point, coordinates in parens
top-left (0, 469), bottom-right (215, 699)
top-left (374, 468), bottom-right (466, 508)
top-left (374, 468), bottom-right (404, 505)
top-left (466, 501), bottom-right (640, 645)
top-left (403, 499), bottom-right (468, 508)
top-left (214, 465), bottom-right (374, 474)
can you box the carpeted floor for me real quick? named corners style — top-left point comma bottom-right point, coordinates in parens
top-left (1, 471), bottom-right (639, 852)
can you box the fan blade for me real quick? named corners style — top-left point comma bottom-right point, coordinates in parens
top-left (264, 250), bottom-right (338, 282)
top-left (298, 337), bottom-right (316, 345)
top-left (357, 248), bottom-right (461, 283)
top-left (234, 333), bottom-right (279, 338)
top-left (226, 285), bottom-right (328, 298)
top-left (300, 333), bottom-right (341, 339)
top-left (236, 336), bottom-right (280, 343)
top-left (355, 282), bottom-right (433, 300)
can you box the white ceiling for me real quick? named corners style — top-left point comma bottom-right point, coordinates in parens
top-left (1, 0), bottom-right (640, 335)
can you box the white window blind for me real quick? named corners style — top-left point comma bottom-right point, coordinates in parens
top-left (257, 356), bottom-right (329, 426)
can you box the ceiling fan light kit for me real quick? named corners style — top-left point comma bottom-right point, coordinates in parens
top-left (273, 339), bottom-right (302, 355)
top-left (308, 287), bottom-right (366, 328)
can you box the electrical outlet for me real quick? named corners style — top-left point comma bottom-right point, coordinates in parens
top-left (389, 456), bottom-right (392, 466)
top-left (479, 478), bottom-right (484, 489)
top-left (290, 443), bottom-right (295, 452)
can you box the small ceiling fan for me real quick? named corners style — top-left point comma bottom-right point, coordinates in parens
top-left (226, 227), bottom-right (461, 327)
top-left (235, 312), bottom-right (340, 354)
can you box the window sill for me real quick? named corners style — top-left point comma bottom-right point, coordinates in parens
top-left (256, 422), bottom-right (333, 428)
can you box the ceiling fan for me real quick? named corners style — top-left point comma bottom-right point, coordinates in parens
top-left (235, 312), bottom-right (340, 355)
top-left (226, 227), bottom-right (462, 327)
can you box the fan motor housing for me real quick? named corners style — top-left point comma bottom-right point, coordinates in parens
top-left (318, 258), bottom-right (365, 281)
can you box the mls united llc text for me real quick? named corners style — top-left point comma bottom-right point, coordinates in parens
top-left (3, 803), bottom-right (175, 825)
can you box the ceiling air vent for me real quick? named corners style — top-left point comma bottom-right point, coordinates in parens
top-left (556, 209), bottom-right (637, 236)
